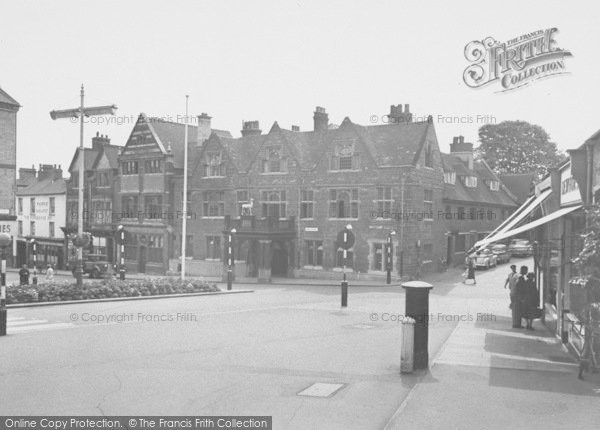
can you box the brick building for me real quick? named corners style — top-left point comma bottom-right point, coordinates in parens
top-left (0, 87), bottom-right (20, 265)
top-left (441, 137), bottom-right (518, 266)
top-left (116, 114), bottom-right (231, 274)
top-left (172, 104), bottom-right (451, 281)
top-left (64, 133), bottom-right (122, 264)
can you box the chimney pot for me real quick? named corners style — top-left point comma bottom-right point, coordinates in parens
top-left (389, 103), bottom-right (412, 124)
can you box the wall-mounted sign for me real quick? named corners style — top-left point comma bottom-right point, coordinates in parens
top-left (304, 227), bottom-right (318, 232)
top-left (560, 165), bottom-right (582, 206)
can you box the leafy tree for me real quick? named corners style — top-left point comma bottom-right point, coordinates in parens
top-left (475, 120), bottom-right (566, 177)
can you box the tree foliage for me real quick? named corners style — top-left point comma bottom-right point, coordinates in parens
top-left (475, 120), bottom-right (566, 177)
top-left (570, 204), bottom-right (600, 322)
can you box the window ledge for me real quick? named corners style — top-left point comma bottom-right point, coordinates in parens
top-left (202, 216), bottom-right (225, 220)
top-left (302, 265), bottom-right (324, 270)
top-left (328, 218), bottom-right (359, 221)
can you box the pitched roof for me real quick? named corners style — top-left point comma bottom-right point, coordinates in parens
top-left (16, 177), bottom-right (66, 196)
top-left (498, 173), bottom-right (536, 204)
top-left (146, 116), bottom-right (231, 168)
top-left (68, 147), bottom-right (99, 173)
top-left (0, 87), bottom-right (20, 108)
top-left (17, 176), bottom-right (37, 188)
top-left (198, 118), bottom-right (431, 172)
top-left (442, 154), bottom-right (516, 207)
top-left (91, 144), bottom-right (122, 170)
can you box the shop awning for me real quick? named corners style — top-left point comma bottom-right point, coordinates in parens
top-left (474, 204), bottom-right (582, 249)
top-left (482, 188), bottom-right (552, 242)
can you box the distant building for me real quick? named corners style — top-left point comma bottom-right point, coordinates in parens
top-left (0, 87), bottom-right (20, 265)
top-left (15, 165), bottom-right (66, 269)
top-left (442, 137), bottom-right (518, 265)
top-left (64, 132), bottom-right (122, 264)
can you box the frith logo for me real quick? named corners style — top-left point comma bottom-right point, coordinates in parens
top-left (463, 28), bottom-right (572, 92)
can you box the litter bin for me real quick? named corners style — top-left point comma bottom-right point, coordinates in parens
top-left (0, 308), bottom-right (6, 336)
top-left (401, 317), bottom-right (415, 373)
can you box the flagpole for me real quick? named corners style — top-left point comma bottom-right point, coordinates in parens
top-left (181, 95), bottom-right (189, 280)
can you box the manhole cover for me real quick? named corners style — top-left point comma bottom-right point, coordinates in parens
top-left (297, 383), bottom-right (346, 398)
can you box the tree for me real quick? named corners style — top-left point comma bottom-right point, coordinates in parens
top-left (475, 120), bottom-right (566, 177)
top-left (570, 204), bottom-right (600, 376)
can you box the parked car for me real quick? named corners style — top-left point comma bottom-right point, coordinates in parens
top-left (508, 238), bottom-right (533, 257)
top-left (489, 243), bottom-right (511, 264)
top-left (474, 248), bottom-right (498, 269)
top-left (67, 253), bottom-right (112, 278)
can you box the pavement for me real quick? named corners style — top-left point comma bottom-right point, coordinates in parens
top-left (385, 258), bottom-right (600, 430)
top-left (2, 259), bottom-right (597, 429)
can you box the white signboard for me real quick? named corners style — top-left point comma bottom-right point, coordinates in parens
top-left (0, 221), bottom-right (16, 236)
top-left (560, 165), bottom-right (582, 206)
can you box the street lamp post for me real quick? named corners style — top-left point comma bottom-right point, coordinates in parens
top-left (227, 228), bottom-right (236, 290)
top-left (387, 230), bottom-right (396, 284)
top-left (117, 225), bottom-right (126, 280)
top-left (0, 232), bottom-right (11, 336)
top-left (50, 85), bottom-right (117, 288)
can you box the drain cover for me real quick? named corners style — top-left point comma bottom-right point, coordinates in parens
top-left (297, 383), bottom-right (346, 398)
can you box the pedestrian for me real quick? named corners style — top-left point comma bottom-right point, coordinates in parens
top-left (45, 264), bottom-right (54, 282)
top-left (19, 264), bottom-right (30, 285)
top-left (463, 253), bottom-right (476, 285)
top-left (512, 265), bottom-right (529, 328)
top-left (504, 264), bottom-right (518, 312)
top-left (522, 272), bottom-right (539, 330)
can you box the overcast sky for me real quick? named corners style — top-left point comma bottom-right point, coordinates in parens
top-left (1, 0), bottom-right (598, 172)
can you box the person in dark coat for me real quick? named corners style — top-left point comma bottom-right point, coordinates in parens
top-left (463, 253), bottom-right (476, 285)
top-left (522, 272), bottom-right (539, 330)
top-left (513, 265), bottom-right (529, 328)
top-left (19, 264), bottom-right (30, 285)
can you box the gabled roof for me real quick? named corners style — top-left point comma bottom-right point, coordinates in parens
top-left (17, 176), bottom-right (37, 188)
top-left (196, 117), bottom-right (431, 172)
top-left (16, 177), bottom-right (66, 196)
top-left (143, 115), bottom-right (231, 169)
top-left (67, 147), bottom-right (99, 173)
top-left (91, 144), bottom-right (122, 170)
top-left (441, 153), bottom-right (517, 207)
top-left (0, 87), bottom-right (20, 109)
top-left (498, 173), bottom-right (537, 204)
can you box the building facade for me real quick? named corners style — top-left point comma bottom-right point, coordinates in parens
top-left (15, 165), bottom-right (67, 269)
top-left (0, 87), bottom-right (20, 265)
top-left (172, 105), bottom-right (476, 281)
top-left (64, 133), bottom-right (122, 265)
top-left (442, 137), bottom-right (518, 266)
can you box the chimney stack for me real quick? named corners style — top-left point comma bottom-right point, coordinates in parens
top-left (291, 125), bottom-right (300, 132)
top-left (241, 120), bottom-right (262, 137)
top-left (388, 104), bottom-right (413, 124)
top-left (450, 136), bottom-right (474, 170)
top-left (313, 106), bottom-right (328, 131)
top-left (19, 167), bottom-right (36, 180)
top-left (197, 113), bottom-right (212, 146)
top-left (37, 164), bottom-right (63, 181)
top-left (91, 132), bottom-right (111, 151)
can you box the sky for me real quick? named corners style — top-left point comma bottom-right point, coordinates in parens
top-left (1, 0), bottom-right (599, 172)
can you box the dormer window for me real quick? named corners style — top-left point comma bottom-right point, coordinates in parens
top-left (489, 180), bottom-right (500, 191)
top-left (444, 171), bottom-right (456, 185)
top-left (262, 147), bottom-right (287, 173)
top-left (330, 142), bottom-right (359, 171)
top-left (202, 151), bottom-right (225, 177)
top-left (463, 176), bottom-right (477, 188)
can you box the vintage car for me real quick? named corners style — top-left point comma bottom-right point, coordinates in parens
top-left (67, 253), bottom-right (112, 278)
top-left (508, 238), bottom-right (533, 257)
top-left (489, 243), bottom-right (511, 264)
top-left (474, 248), bottom-right (498, 269)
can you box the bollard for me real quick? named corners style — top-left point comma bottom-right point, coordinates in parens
top-left (402, 281), bottom-right (433, 370)
top-left (227, 269), bottom-right (233, 291)
top-left (400, 317), bottom-right (415, 373)
top-left (341, 281), bottom-right (348, 307)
